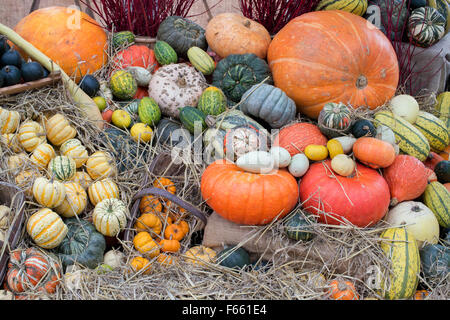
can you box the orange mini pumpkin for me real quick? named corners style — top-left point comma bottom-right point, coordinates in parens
top-left (129, 256), bottom-right (152, 275)
top-left (139, 195), bottom-right (163, 214)
top-left (164, 224), bottom-right (185, 241)
top-left (134, 213), bottom-right (162, 234)
top-left (156, 253), bottom-right (177, 266)
top-left (353, 137), bottom-right (396, 169)
top-left (153, 177), bottom-right (176, 194)
top-left (133, 232), bottom-right (160, 258)
top-left (158, 239), bottom-right (181, 253)
top-left (328, 279), bottom-right (359, 300)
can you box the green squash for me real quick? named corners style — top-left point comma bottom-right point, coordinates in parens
top-left (315, 0), bottom-right (368, 16)
top-left (434, 160), bottom-right (450, 183)
top-left (197, 86), bottom-right (227, 116)
top-left (112, 31), bottom-right (135, 49)
top-left (239, 84), bottom-right (296, 129)
top-left (154, 40), bottom-right (178, 65)
top-left (408, 6), bottom-right (446, 47)
top-left (52, 218), bottom-right (106, 270)
top-left (187, 46), bottom-right (215, 76)
top-left (138, 97), bottom-right (161, 126)
top-left (428, 0), bottom-right (450, 34)
top-left (351, 119), bottom-right (376, 138)
top-left (318, 102), bottom-right (353, 138)
top-left (109, 70), bottom-right (137, 101)
top-left (284, 213), bottom-right (315, 241)
top-left (179, 106), bottom-right (207, 134)
top-left (212, 53), bottom-right (273, 105)
top-left (217, 246), bottom-right (251, 269)
top-left (419, 243), bottom-right (449, 282)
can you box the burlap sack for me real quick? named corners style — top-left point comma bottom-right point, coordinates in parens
top-left (202, 213), bottom-right (375, 281)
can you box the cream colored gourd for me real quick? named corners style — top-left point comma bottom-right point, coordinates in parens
top-left (71, 171), bottom-right (93, 190)
top-left (0, 107), bottom-right (20, 134)
top-left (389, 94), bottom-right (420, 124)
top-left (103, 249), bottom-right (125, 270)
top-left (288, 153), bottom-right (310, 177)
top-left (331, 154), bottom-right (356, 177)
top-left (7, 152), bottom-right (29, 170)
top-left (1, 133), bottom-right (23, 152)
top-left (60, 138), bottom-right (89, 168)
top-left (30, 143), bottom-right (55, 169)
top-left (86, 151), bottom-right (116, 180)
top-left (332, 136), bottom-right (357, 154)
top-left (26, 208), bottom-right (68, 249)
top-left (32, 176), bottom-right (66, 208)
top-left (376, 125), bottom-right (396, 146)
top-left (17, 121), bottom-right (46, 152)
top-left (54, 182), bottom-right (88, 217)
top-left (236, 151), bottom-right (275, 174)
top-left (15, 169), bottom-right (42, 197)
top-left (88, 179), bottom-right (120, 206)
top-left (45, 113), bottom-right (77, 146)
top-left (92, 198), bottom-right (128, 237)
top-left (0, 205), bottom-right (10, 228)
top-left (127, 66), bottom-right (152, 87)
top-left (269, 146), bottom-right (291, 168)
top-left (384, 201), bottom-right (440, 248)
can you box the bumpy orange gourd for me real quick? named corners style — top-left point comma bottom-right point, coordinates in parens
top-left (14, 6), bottom-right (108, 83)
top-left (133, 232), bottom-right (160, 258)
top-left (139, 195), bottom-right (163, 214)
top-left (267, 10), bottom-right (399, 119)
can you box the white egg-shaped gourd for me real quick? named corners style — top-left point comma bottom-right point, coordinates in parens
top-left (389, 94), bottom-right (420, 124)
top-left (332, 136), bottom-right (356, 154)
top-left (288, 153), bottom-right (309, 177)
top-left (127, 66), bottom-right (152, 87)
top-left (103, 249), bottom-right (125, 270)
top-left (236, 151), bottom-right (275, 174)
top-left (376, 125), bottom-right (396, 146)
top-left (269, 146), bottom-right (291, 168)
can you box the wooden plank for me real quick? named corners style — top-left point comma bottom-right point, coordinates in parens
top-left (0, 71), bottom-right (62, 96)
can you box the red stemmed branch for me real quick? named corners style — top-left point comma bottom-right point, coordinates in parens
top-left (239, 0), bottom-right (321, 35)
top-left (81, 0), bottom-right (197, 37)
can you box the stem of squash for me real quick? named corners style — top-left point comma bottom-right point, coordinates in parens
top-left (0, 23), bottom-right (104, 130)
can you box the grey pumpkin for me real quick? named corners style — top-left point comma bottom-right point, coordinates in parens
top-left (239, 84), bottom-right (296, 129)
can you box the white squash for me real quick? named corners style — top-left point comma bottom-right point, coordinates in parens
top-left (288, 153), bottom-right (309, 177)
top-left (331, 154), bottom-right (356, 177)
top-left (384, 201), bottom-right (440, 248)
top-left (376, 125), bottom-right (396, 146)
top-left (236, 151), bottom-right (275, 174)
top-left (127, 66), bottom-right (152, 87)
top-left (103, 249), bottom-right (125, 270)
top-left (0, 205), bottom-right (10, 228)
top-left (389, 94), bottom-right (420, 124)
top-left (269, 146), bottom-right (291, 168)
top-left (332, 136), bottom-right (356, 154)
top-left (64, 265), bottom-right (83, 291)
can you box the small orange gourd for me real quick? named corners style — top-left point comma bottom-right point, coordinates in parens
top-left (353, 137), bottom-right (396, 169)
top-left (328, 279), bottom-right (359, 300)
top-left (133, 232), bottom-right (160, 258)
top-left (164, 224), bottom-right (185, 241)
top-left (158, 239), bottom-right (181, 253)
top-left (134, 213), bottom-right (162, 234)
top-left (129, 256), bottom-right (152, 275)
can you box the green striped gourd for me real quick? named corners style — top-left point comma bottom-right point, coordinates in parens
top-left (138, 97), bottom-right (161, 126)
top-left (315, 0), bottom-right (368, 16)
top-left (428, 0), bottom-right (450, 33)
top-left (423, 181), bottom-right (450, 228)
top-left (408, 6), bottom-right (446, 47)
top-left (378, 227), bottom-right (420, 300)
top-left (112, 31), bottom-right (135, 49)
top-left (413, 111), bottom-right (449, 152)
top-left (179, 106), bottom-right (207, 134)
top-left (434, 91), bottom-right (450, 130)
top-left (284, 213), bottom-right (314, 241)
top-left (48, 155), bottom-right (76, 181)
top-left (109, 70), bottom-right (137, 101)
top-left (318, 102), bottom-right (352, 137)
top-left (374, 111), bottom-right (430, 161)
top-left (197, 86), bottom-right (227, 116)
top-left (187, 46), bottom-right (215, 75)
top-left (154, 41), bottom-right (178, 66)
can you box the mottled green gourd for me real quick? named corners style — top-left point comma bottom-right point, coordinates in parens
top-left (154, 41), bottom-right (178, 65)
top-left (197, 86), bottom-right (227, 116)
top-left (112, 31), bottom-right (135, 49)
top-left (179, 106), bottom-right (207, 134)
top-left (138, 97), bottom-right (161, 126)
top-left (109, 70), bottom-right (137, 101)
top-left (284, 212), bottom-right (315, 241)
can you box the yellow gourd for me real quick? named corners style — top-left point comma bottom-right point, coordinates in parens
top-left (327, 139), bottom-right (344, 159)
top-left (304, 144), bottom-right (328, 161)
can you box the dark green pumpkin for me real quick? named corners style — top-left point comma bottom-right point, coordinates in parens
top-left (212, 53), bottom-right (273, 105)
top-left (419, 243), bottom-right (449, 282)
top-left (79, 74), bottom-right (100, 97)
top-left (0, 49), bottom-right (22, 68)
top-left (0, 65), bottom-right (21, 86)
top-left (0, 36), bottom-right (10, 57)
top-left (217, 246), bottom-right (251, 269)
top-left (52, 218), bottom-right (106, 270)
top-left (284, 213), bottom-right (315, 241)
top-left (434, 160), bottom-right (450, 183)
top-left (351, 119), bottom-right (376, 138)
top-left (249, 260), bottom-right (272, 272)
top-left (157, 16), bottom-right (207, 58)
top-left (154, 40), bottom-right (178, 66)
top-left (21, 61), bottom-right (45, 82)
top-left (155, 118), bottom-right (193, 146)
top-left (179, 106), bottom-right (207, 134)
top-left (239, 84), bottom-right (296, 129)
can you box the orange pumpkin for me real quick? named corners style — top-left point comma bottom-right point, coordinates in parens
top-left (153, 177), bottom-right (176, 195)
top-left (328, 279), bottom-right (359, 300)
top-left (164, 224), bottom-right (185, 241)
top-left (134, 213), bottom-right (162, 234)
top-left (267, 10), bottom-right (399, 119)
top-left (439, 145), bottom-right (449, 160)
top-left (111, 45), bottom-right (159, 71)
top-left (129, 256), bottom-right (152, 275)
top-left (443, 183), bottom-right (450, 193)
top-left (139, 195), bottom-right (163, 215)
top-left (133, 232), bottom-right (160, 258)
top-left (353, 137), bottom-right (396, 169)
top-left (156, 253), bottom-right (177, 266)
top-left (273, 122), bottom-right (328, 156)
top-left (14, 6), bottom-right (108, 83)
top-left (201, 159), bottom-right (299, 225)
top-left (423, 151), bottom-right (446, 170)
top-left (158, 239), bottom-right (181, 253)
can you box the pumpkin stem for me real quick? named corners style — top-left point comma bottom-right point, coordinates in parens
top-left (243, 20), bottom-right (251, 28)
top-left (356, 75), bottom-right (368, 89)
top-left (205, 115), bottom-right (216, 128)
top-left (411, 205), bottom-right (422, 212)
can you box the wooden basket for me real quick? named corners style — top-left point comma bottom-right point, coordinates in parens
top-left (0, 71), bottom-right (62, 96)
top-left (0, 182), bottom-right (26, 284)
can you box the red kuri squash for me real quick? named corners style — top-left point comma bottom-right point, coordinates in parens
top-left (299, 160), bottom-right (390, 227)
top-left (111, 45), bottom-right (159, 71)
top-left (201, 159), bottom-right (299, 225)
top-left (267, 10), bottom-right (399, 119)
top-left (353, 137), bottom-right (396, 169)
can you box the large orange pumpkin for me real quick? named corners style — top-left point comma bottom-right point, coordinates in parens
top-left (267, 10), bottom-right (399, 119)
top-left (14, 6), bottom-right (108, 83)
top-left (201, 159), bottom-right (299, 225)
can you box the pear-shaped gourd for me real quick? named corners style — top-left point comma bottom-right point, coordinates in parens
top-left (236, 151), bottom-right (275, 174)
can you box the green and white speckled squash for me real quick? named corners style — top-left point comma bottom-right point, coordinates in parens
top-left (48, 155), bottom-right (77, 181)
top-left (92, 198), bottom-right (128, 237)
top-left (408, 6), bottom-right (446, 47)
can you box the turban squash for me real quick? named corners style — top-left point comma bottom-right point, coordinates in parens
top-left (200, 160), bottom-right (299, 225)
top-left (267, 10), bottom-right (399, 119)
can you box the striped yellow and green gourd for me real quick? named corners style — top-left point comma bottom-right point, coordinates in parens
top-left (138, 97), bottom-right (161, 126)
top-left (54, 182), bottom-right (88, 218)
top-left (413, 111), bottom-right (449, 152)
top-left (32, 176), bottom-right (66, 208)
top-left (17, 121), bottom-right (46, 152)
top-left (197, 86), bottom-right (227, 116)
top-left (434, 91), bottom-right (450, 131)
top-left (0, 107), bottom-right (20, 134)
top-left (187, 46), bottom-right (216, 75)
top-left (423, 181), bottom-right (450, 228)
top-left (29, 143), bottom-right (55, 170)
top-left (26, 208), bottom-right (68, 249)
top-left (154, 40), bottom-right (178, 66)
top-left (109, 70), bottom-right (138, 101)
top-left (378, 227), bottom-right (420, 300)
top-left (315, 0), bottom-right (368, 16)
top-left (408, 6), bottom-right (446, 47)
top-left (48, 155), bottom-right (76, 181)
top-left (60, 138), bottom-right (89, 168)
top-left (92, 198), bottom-right (128, 237)
top-left (318, 102), bottom-right (352, 130)
top-left (85, 151), bottom-right (116, 180)
top-left (45, 114), bottom-right (77, 147)
top-left (374, 110), bottom-right (430, 161)
top-left (428, 0), bottom-right (450, 33)
top-left (112, 31), bottom-right (135, 49)
top-left (88, 179), bottom-right (120, 206)
top-left (179, 106), bottom-right (207, 134)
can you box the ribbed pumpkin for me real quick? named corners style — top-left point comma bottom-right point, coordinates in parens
top-left (273, 122), bottom-right (328, 156)
top-left (32, 176), bottom-right (66, 208)
top-left (29, 142), bottom-right (55, 169)
top-left (45, 114), bottom-right (77, 146)
top-left (200, 159), bottom-right (299, 225)
top-left (0, 108), bottom-right (20, 134)
top-left (71, 171), bottom-right (93, 190)
top-left (1, 133), bottom-right (23, 153)
top-left (87, 179), bottom-right (120, 206)
top-left (60, 139), bottom-right (89, 168)
top-left (48, 155), bottom-right (77, 181)
top-left (26, 208), bottom-right (68, 249)
top-left (85, 151), bottom-right (117, 180)
top-left (383, 155), bottom-right (429, 206)
top-left (134, 213), bottom-right (162, 234)
top-left (133, 231), bottom-right (160, 258)
top-left (111, 45), bottom-right (158, 71)
top-left (92, 198), bottom-right (128, 237)
top-left (353, 137), bottom-right (396, 169)
top-left (267, 10), bottom-right (399, 119)
top-left (317, 102), bottom-right (352, 137)
top-left (299, 160), bottom-right (391, 227)
top-left (14, 6), bottom-right (108, 83)
top-left (17, 120), bottom-right (46, 152)
top-left (408, 6), bottom-right (446, 47)
top-left (54, 182), bottom-right (88, 218)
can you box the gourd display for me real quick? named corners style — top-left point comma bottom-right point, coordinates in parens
top-left (288, 153), bottom-right (310, 177)
top-left (327, 139), bottom-right (344, 159)
top-left (267, 10), bottom-right (399, 119)
top-left (48, 155), bottom-right (77, 181)
top-left (134, 213), bottom-right (162, 234)
top-left (197, 86), bottom-right (227, 116)
top-left (14, 6), bottom-right (108, 83)
top-left (17, 120), bottom-right (46, 152)
top-left (212, 53), bottom-right (273, 104)
top-left (315, 0), bottom-right (368, 16)
top-left (373, 0), bottom-right (410, 37)
top-left (129, 256), bottom-right (152, 274)
top-left (155, 118), bottom-right (192, 146)
top-left (45, 113), bottom-right (77, 146)
top-left (60, 139), bottom-right (89, 168)
top-left (235, 151), bottom-right (275, 174)
top-left (0, 108), bottom-right (20, 134)
top-left (423, 181), bottom-right (450, 228)
top-left (408, 6), bottom-right (446, 47)
top-left (0, 65), bottom-right (21, 86)
top-left (88, 179), bottom-right (120, 206)
top-left (205, 13), bottom-right (272, 59)
top-left (54, 182), bottom-right (88, 217)
top-left (92, 198), bottom-right (128, 237)
top-left (130, 123), bottom-right (153, 143)
top-left (26, 208), bottom-right (68, 249)
top-left (239, 84), bottom-right (296, 129)
top-left (32, 176), bottom-right (66, 208)
top-left (217, 246), bottom-right (251, 269)
top-left (299, 160), bottom-right (390, 227)
top-left (201, 159), bottom-right (298, 225)
top-left (71, 171), bottom-right (93, 190)
top-left (269, 147), bottom-right (291, 168)
top-left (79, 75), bottom-right (100, 97)
top-left (352, 137), bottom-right (396, 169)
top-left (304, 145), bottom-right (328, 161)
top-left (85, 151), bottom-right (117, 180)
top-left (29, 143), bottom-right (55, 169)
top-left (331, 154), bottom-right (356, 177)
top-left (428, 0), bottom-right (450, 33)
top-left (1, 133), bottom-right (22, 153)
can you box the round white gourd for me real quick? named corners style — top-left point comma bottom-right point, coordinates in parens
top-left (332, 136), bottom-right (356, 154)
top-left (269, 146), bottom-right (291, 168)
top-left (389, 94), bottom-right (420, 124)
top-left (236, 151), bottom-right (275, 174)
top-left (376, 125), bottom-right (396, 146)
top-left (384, 201), bottom-right (440, 248)
top-left (0, 205), bottom-right (10, 228)
top-left (288, 153), bottom-right (310, 177)
top-left (331, 154), bottom-right (356, 177)
top-left (127, 66), bottom-right (152, 87)
top-left (103, 249), bottom-right (125, 270)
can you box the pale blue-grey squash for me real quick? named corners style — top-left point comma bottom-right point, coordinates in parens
top-left (239, 84), bottom-right (296, 129)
